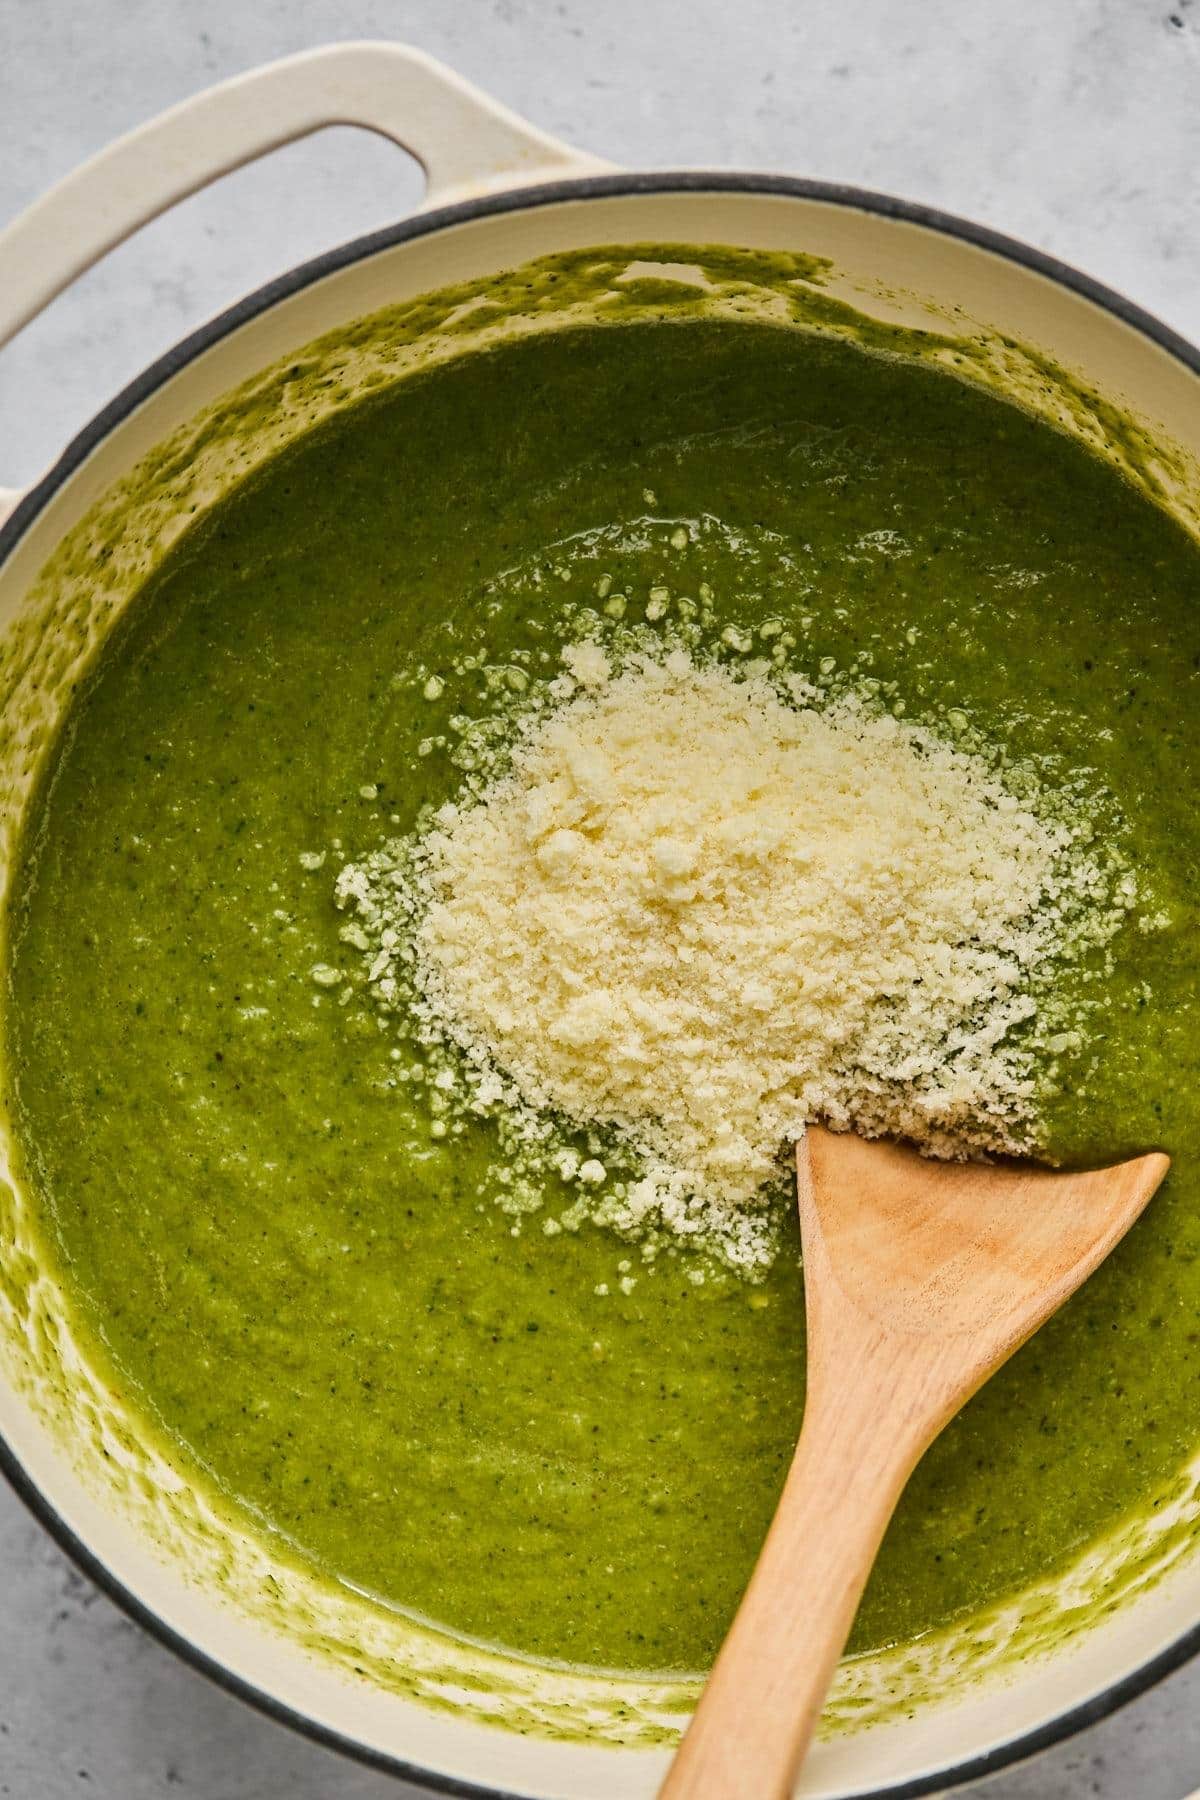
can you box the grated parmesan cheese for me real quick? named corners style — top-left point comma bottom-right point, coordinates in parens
top-left (336, 641), bottom-right (1135, 1271)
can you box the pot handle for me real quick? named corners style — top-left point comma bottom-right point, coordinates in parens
top-left (0, 39), bottom-right (608, 362)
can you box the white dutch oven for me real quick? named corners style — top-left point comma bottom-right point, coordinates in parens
top-left (1, 41), bottom-right (1199, 1800)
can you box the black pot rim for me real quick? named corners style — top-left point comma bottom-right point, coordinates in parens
top-left (2, 168), bottom-right (1199, 1800)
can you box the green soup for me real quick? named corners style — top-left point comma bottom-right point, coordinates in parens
top-left (8, 302), bottom-right (1200, 1677)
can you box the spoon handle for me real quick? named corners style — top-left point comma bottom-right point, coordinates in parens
top-left (659, 1337), bottom-right (934, 1800)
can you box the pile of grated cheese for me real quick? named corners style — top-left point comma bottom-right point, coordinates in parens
top-left (335, 641), bottom-right (1135, 1271)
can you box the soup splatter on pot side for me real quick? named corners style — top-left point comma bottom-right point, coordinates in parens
top-left (8, 316), bottom-right (1200, 1674)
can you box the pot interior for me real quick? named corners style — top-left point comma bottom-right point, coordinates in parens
top-left (1, 185), bottom-right (1199, 1800)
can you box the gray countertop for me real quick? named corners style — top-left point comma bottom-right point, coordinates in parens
top-left (2, 1), bottom-right (1199, 1794)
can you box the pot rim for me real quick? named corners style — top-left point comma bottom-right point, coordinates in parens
top-left (2, 168), bottom-right (1198, 1800)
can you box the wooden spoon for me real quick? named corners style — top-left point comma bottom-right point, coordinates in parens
top-left (660, 1124), bottom-right (1169, 1800)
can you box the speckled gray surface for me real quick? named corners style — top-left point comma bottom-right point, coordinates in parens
top-left (2, 1), bottom-right (1200, 1795)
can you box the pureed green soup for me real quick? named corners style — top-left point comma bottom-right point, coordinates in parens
top-left (7, 292), bottom-right (1200, 1679)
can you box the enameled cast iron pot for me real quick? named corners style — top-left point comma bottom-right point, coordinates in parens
top-left (2, 43), bottom-right (1199, 1800)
